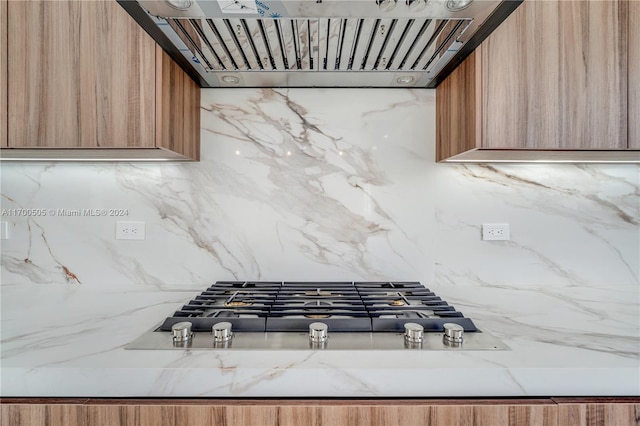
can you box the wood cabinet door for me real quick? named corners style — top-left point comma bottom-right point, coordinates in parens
top-left (156, 48), bottom-right (201, 161)
top-left (7, 1), bottom-right (156, 148)
top-left (1, 0), bottom-right (6, 148)
top-left (630, 0), bottom-right (640, 149)
top-left (480, 0), bottom-right (628, 150)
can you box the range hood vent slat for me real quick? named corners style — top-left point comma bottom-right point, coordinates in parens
top-left (256, 20), bottom-right (277, 70)
top-left (204, 19), bottom-right (240, 70)
top-left (363, 18), bottom-right (393, 70)
top-left (346, 19), bottom-right (364, 71)
top-left (326, 19), bottom-right (343, 70)
top-left (261, 20), bottom-right (285, 70)
top-left (222, 19), bottom-right (255, 70)
top-left (354, 19), bottom-right (379, 70)
top-left (290, 20), bottom-right (303, 70)
top-left (168, 19), bottom-right (216, 71)
top-left (308, 20), bottom-right (318, 70)
top-left (188, 19), bottom-right (228, 70)
top-left (373, 18), bottom-right (398, 70)
top-left (318, 18), bottom-right (343, 71)
top-left (317, 18), bottom-right (328, 70)
top-left (384, 19), bottom-right (415, 70)
top-left (360, 18), bottom-right (380, 70)
top-left (335, 19), bottom-right (350, 70)
top-left (401, 19), bottom-right (441, 70)
top-left (272, 20), bottom-right (290, 70)
top-left (241, 19), bottom-right (266, 70)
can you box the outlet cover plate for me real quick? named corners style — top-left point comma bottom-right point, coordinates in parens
top-left (116, 221), bottom-right (146, 240)
top-left (482, 223), bottom-right (510, 241)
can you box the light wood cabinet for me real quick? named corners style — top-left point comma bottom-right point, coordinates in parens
top-left (2, 0), bottom-right (199, 161)
top-left (156, 48), bottom-right (201, 161)
top-left (630, 0), bottom-right (640, 149)
top-left (3, 398), bottom-right (639, 426)
top-left (555, 399), bottom-right (640, 426)
top-left (1, 0), bottom-right (6, 149)
top-left (437, 0), bottom-right (639, 162)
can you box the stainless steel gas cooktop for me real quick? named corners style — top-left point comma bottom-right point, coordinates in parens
top-left (127, 281), bottom-right (509, 351)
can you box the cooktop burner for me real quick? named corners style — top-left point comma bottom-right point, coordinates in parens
top-left (157, 281), bottom-right (477, 333)
top-left (128, 281), bottom-right (511, 351)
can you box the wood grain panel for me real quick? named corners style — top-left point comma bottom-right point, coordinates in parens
top-left (481, 0), bottom-right (627, 150)
top-left (1, 404), bottom-right (84, 426)
top-left (557, 403), bottom-right (640, 426)
top-left (0, 398), bottom-right (563, 426)
top-left (435, 50), bottom-right (481, 161)
top-left (1, 0), bottom-right (7, 148)
top-left (427, 404), bottom-right (558, 426)
top-left (1, 404), bottom-right (46, 426)
top-left (7, 0), bottom-right (156, 148)
top-left (630, 0), bottom-right (640, 149)
top-left (156, 47), bottom-right (201, 160)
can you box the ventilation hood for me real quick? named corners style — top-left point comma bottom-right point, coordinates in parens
top-left (118, 0), bottom-right (522, 88)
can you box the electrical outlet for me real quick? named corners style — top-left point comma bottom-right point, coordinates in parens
top-left (0, 222), bottom-right (8, 240)
top-left (482, 223), bottom-right (510, 241)
top-left (116, 221), bottom-right (146, 240)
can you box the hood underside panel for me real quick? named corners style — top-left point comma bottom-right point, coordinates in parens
top-left (118, 0), bottom-right (523, 87)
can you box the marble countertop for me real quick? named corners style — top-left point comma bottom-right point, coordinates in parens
top-left (1, 283), bottom-right (638, 398)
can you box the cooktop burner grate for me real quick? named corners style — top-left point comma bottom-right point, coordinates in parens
top-left (158, 281), bottom-right (477, 333)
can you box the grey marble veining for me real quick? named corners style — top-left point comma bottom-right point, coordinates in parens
top-left (1, 88), bottom-right (639, 396)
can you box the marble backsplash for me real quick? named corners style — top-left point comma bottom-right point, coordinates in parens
top-left (1, 90), bottom-right (638, 331)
